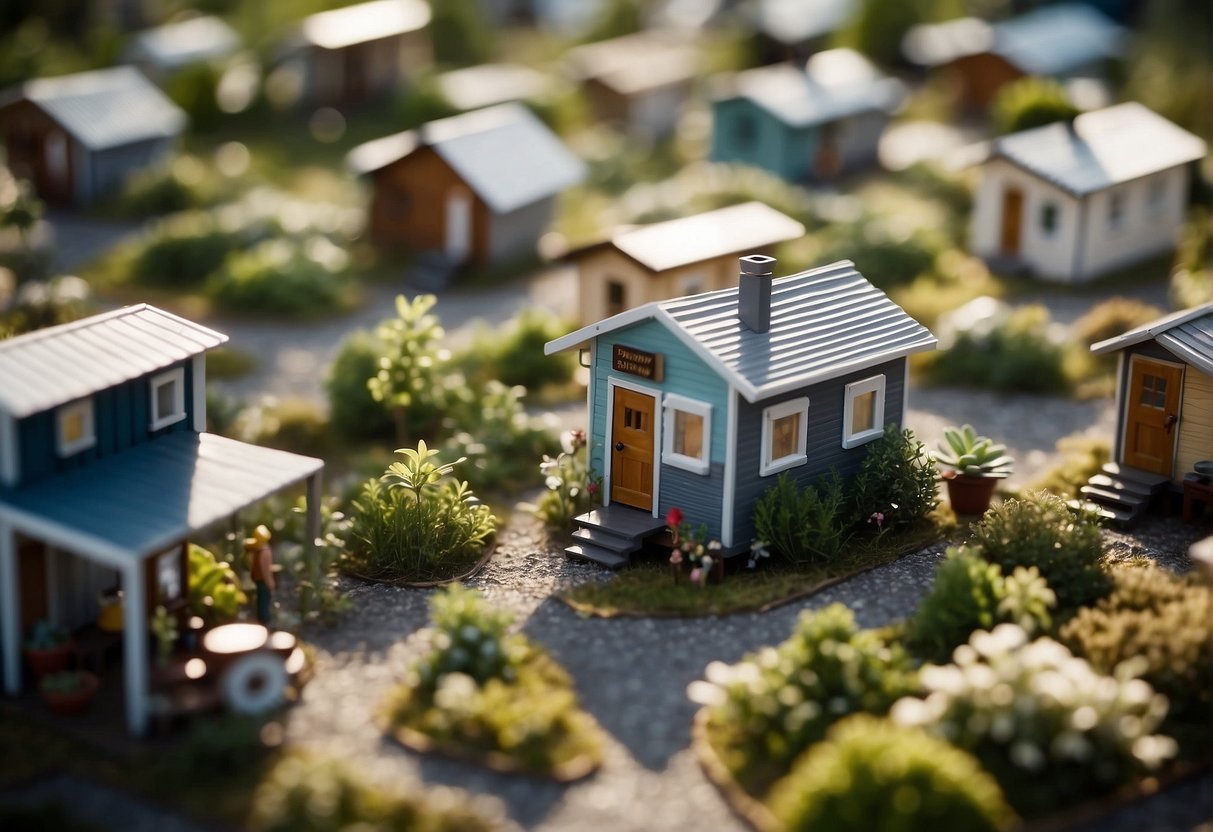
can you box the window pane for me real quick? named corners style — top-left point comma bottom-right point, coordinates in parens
top-left (156, 380), bottom-right (176, 419)
top-left (771, 412), bottom-right (800, 460)
top-left (851, 390), bottom-right (876, 435)
top-left (62, 411), bottom-right (84, 444)
top-left (674, 410), bottom-right (704, 459)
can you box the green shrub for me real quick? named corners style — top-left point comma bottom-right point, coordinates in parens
top-left (325, 330), bottom-right (394, 441)
top-left (891, 625), bottom-right (1176, 817)
top-left (816, 222), bottom-right (940, 288)
top-left (968, 492), bottom-right (1108, 611)
top-left (346, 443), bottom-right (497, 582)
top-left (752, 470), bottom-right (852, 566)
top-left (237, 398), bottom-right (331, 456)
top-left (159, 714), bottom-right (272, 785)
top-left (131, 212), bottom-right (242, 287)
top-left (909, 544), bottom-right (1056, 664)
top-left (991, 77), bottom-right (1081, 136)
top-left (1060, 564), bottom-right (1211, 758)
top-left (188, 543), bottom-right (246, 624)
top-left (927, 303), bottom-right (1074, 394)
top-left (416, 584), bottom-right (523, 685)
top-left (529, 429), bottom-right (600, 530)
top-left (367, 294), bottom-right (456, 442)
top-left (453, 308), bottom-right (576, 391)
top-left (695, 603), bottom-right (918, 796)
top-left (111, 154), bottom-right (228, 217)
top-left (850, 425), bottom-right (939, 530)
top-left (249, 753), bottom-right (504, 832)
top-left (165, 62), bottom-right (224, 132)
top-left (767, 714), bottom-right (1015, 832)
top-left (206, 237), bottom-right (351, 318)
top-left (1073, 297), bottom-right (1166, 347)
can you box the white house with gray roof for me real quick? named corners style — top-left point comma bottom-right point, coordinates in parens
top-left (0, 66), bottom-right (186, 206)
top-left (545, 256), bottom-right (936, 567)
top-left (970, 102), bottom-right (1207, 283)
top-left (122, 15), bottom-right (241, 80)
top-left (348, 103), bottom-right (586, 265)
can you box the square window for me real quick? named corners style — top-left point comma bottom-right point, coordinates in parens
top-left (1039, 201), bottom-right (1058, 235)
top-left (843, 375), bottom-right (886, 449)
top-left (761, 397), bottom-right (809, 476)
top-left (662, 393), bottom-right (711, 475)
top-left (607, 280), bottom-right (626, 316)
top-left (56, 398), bottom-right (95, 457)
top-left (150, 367), bottom-right (186, 431)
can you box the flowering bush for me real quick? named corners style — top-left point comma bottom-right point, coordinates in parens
top-left (692, 603), bottom-right (918, 796)
top-left (891, 624), bottom-right (1176, 816)
top-left (415, 584), bottom-right (524, 686)
top-left (666, 507), bottom-right (722, 586)
top-left (530, 430), bottom-right (600, 530)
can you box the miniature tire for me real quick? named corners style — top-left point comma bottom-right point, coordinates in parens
top-left (220, 651), bottom-right (288, 715)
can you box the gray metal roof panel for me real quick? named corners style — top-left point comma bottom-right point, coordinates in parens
top-left (990, 2), bottom-right (1125, 76)
top-left (0, 432), bottom-right (322, 560)
top-left (300, 0), bottom-right (430, 50)
top-left (124, 15), bottom-right (240, 70)
top-left (1157, 317), bottom-right (1213, 376)
top-left (21, 66), bottom-right (186, 151)
top-left (992, 102), bottom-right (1207, 197)
top-left (0, 304), bottom-right (227, 417)
top-left (564, 31), bottom-right (699, 95)
top-left (1090, 303), bottom-right (1213, 356)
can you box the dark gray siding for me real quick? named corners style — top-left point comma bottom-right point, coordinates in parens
top-left (731, 357), bottom-right (906, 545)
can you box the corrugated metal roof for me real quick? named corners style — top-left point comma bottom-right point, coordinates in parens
top-left (17, 66), bottom-right (186, 151)
top-left (603, 202), bottom-right (805, 272)
top-left (0, 304), bottom-right (227, 418)
top-left (0, 432), bottom-right (322, 561)
top-left (992, 102), bottom-right (1207, 197)
top-left (548, 260), bottom-right (936, 402)
top-left (300, 0), bottom-right (430, 50)
top-left (564, 31), bottom-right (699, 95)
top-left (754, 0), bottom-right (856, 45)
top-left (1091, 303), bottom-right (1213, 375)
top-left (903, 2), bottom-right (1124, 72)
top-left (436, 63), bottom-right (550, 112)
top-left (723, 48), bottom-right (903, 128)
top-left (123, 15), bottom-right (240, 71)
top-left (346, 103), bottom-right (587, 213)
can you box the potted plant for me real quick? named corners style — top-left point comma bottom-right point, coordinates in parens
top-left (23, 620), bottom-right (73, 680)
top-left (39, 669), bottom-right (99, 715)
top-left (933, 424), bottom-right (1014, 515)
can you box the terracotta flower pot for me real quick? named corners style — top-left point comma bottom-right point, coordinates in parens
top-left (39, 671), bottom-right (99, 716)
top-left (944, 473), bottom-right (999, 516)
top-left (24, 643), bottom-right (73, 681)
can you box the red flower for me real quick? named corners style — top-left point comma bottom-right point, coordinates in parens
top-left (587, 482), bottom-right (599, 495)
top-left (666, 507), bottom-right (684, 528)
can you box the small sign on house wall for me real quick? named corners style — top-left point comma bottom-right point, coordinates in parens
top-left (612, 344), bottom-right (663, 381)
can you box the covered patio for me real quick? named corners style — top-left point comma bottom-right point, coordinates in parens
top-left (0, 431), bottom-right (323, 734)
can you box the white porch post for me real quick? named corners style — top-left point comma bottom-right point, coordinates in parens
top-left (122, 560), bottom-right (148, 735)
top-left (0, 519), bottom-right (20, 695)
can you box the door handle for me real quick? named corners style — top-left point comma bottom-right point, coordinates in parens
top-left (1165, 413), bottom-right (1178, 434)
top-left (615, 441), bottom-right (625, 452)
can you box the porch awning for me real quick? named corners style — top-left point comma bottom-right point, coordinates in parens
top-left (0, 432), bottom-right (323, 567)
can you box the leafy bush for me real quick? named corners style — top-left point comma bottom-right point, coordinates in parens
top-left (453, 308), bottom-right (576, 391)
top-left (529, 429), bottom-right (600, 530)
top-left (767, 714), bottom-right (1015, 832)
top-left (384, 585), bottom-right (604, 777)
top-left (346, 442), bottom-right (497, 582)
top-left (236, 398), bottom-right (331, 456)
top-left (249, 753), bottom-right (504, 832)
top-left (159, 714), bottom-right (272, 785)
top-left (967, 492), bottom-right (1109, 611)
top-left (188, 543), bottom-right (246, 624)
top-left (1060, 564), bottom-right (1211, 758)
top-left (131, 212), bottom-right (243, 287)
top-left (927, 302), bottom-right (1074, 393)
top-left (325, 330), bottom-right (395, 441)
top-left (816, 222), bottom-right (941, 288)
top-left (752, 470), bottom-right (852, 566)
top-left (694, 603), bottom-right (918, 796)
top-left (206, 237), bottom-right (351, 318)
top-left (991, 77), bottom-right (1081, 136)
top-left (891, 625), bottom-right (1176, 817)
top-left (165, 62), bottom-right (224, 131)
top-left (850, 425), bottom-right (939, 530)
top-left (909, 545), bottom-right (1055, 664)
top-left (111, 154), bottom-right (229, 217)
top-left (367, 294), bottom-right (455, 442)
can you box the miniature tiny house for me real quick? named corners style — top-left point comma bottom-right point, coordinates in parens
top-left (0, 305), bottom-right (323, 733)
top-left (0, 66), bottom-right (186, 207)
top-left (122, 15), bottom-right (241, 82)
top-left (748, 0), bottom-right (857, 65)
top-left (347, 103), bottom-right (587, 266)
top-left (710, 48), bottom-right (904, 181)
top-left (902, 2), bottom-right (1125, 111)
top-left (545, 256), bottom-right (936, 567)
top-left (970, 103), bottom-right (1206, 283)
top-left (567, 201), bottom-right (805, 326)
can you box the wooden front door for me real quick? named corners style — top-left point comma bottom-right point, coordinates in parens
top-left (17, 536), bottom-right (49, 635)
top-left (610, 387), bottom-right (656, 511)
top-left (1000, 187), bottom-right (1024, 255)
top-left (1123, 357), bottom-right (1183, 476)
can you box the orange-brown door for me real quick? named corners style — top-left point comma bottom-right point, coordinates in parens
top-left (610, 387), bottom-right (656, 511)
top-left (1123, 358), bottom-right (1183, 475)
top-left (1000, 187), bottom-right (1023, 255)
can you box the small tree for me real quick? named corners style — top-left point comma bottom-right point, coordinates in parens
top-left (0, 175), bottom-right (43, 254)
top-left (428, 0), bottom-right (495, 67)
top-left (367, 294), bottom-right (452, 444)
top-left (992, 77), bottom-right (1081, 136)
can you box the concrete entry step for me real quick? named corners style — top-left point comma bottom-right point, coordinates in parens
top-left (565, 543), bottom-right (630, 570)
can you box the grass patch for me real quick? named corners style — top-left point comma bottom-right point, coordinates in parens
top-left (560, 518), bottom-right (949, 618)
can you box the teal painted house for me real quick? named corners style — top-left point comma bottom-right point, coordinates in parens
top-left (545, 256), bottom-right (936, 568)
top-left (0, 305), bottom-right (323, 734)
top-left (709, 49), bottom-right (904, 182)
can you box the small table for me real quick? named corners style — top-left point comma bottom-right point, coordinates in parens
top-left (1182, 473), bottom-right (1213, 523)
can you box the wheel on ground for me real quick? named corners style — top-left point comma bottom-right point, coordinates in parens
top-left (220, 651), bottom-right (288, 715)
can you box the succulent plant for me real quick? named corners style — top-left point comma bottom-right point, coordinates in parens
top-left (934, 424), bottom-right (1014, 478)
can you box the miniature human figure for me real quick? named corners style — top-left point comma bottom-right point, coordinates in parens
top-left (245, 525), bottom-right (275, 625)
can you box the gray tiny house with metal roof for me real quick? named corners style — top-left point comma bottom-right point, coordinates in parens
top-left (0, 305), bottom-right (322, 734)
top-left (0, 66), bottom-right (186, 207)
top-left (545, 256), bottom-right (936, 567)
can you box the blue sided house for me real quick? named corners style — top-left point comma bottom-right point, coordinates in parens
top-left (545, 255), bottom-right (936, 568)
top-left (0, 305), bottom-right (323, 734)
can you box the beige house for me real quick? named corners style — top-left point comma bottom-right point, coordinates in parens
top-left (567, 202), bottom-right (805, 325)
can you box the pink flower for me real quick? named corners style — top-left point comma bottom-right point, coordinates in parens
top-left (869, 511), bottom-right (885, 530)
top-left (689, 568), bottom-right (701, 584)
top-left (669, 550), bottom-right (683, 565)
top-left (666, 507), bottom-right (684, 528)
top-left (569, 429), bottom-right (587, 449)
top-left (586, 482), bottom-right (599, 495)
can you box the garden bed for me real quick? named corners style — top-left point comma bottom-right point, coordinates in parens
top-left (343, 537), bottom-right (496, 588)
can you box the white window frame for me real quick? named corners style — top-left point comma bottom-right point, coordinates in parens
top-left (149, 367), bottom-right (186, 431)
top-left (661, 393), bottom-right (711, 475)
top-left (56, 397), bottom-right (96, 457)
top-left (760, 397), bottom-right (809, 477)
top-left (842, 375), bottom-right (886, 449)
